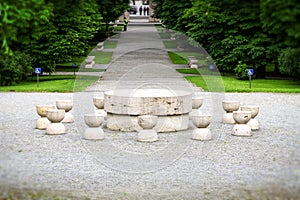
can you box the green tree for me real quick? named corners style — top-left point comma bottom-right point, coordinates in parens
top-left (278, 48), bottom-right (300, 81)
top-left (97, 0), bottom-right (129, 33)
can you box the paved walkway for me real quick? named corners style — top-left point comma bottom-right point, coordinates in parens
top-left (85, 25), bottom-right (201, 93)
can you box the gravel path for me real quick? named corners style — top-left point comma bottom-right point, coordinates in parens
top-left (0, 92), bottom-right (299, 199)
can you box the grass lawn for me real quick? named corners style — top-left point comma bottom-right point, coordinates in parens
top-left (168, 51), bottom-right (207, 64)
top-left (104, 40), bottom-right (118, 49)
top-left (0, 75), bottom-right (99, 92)
top-left (163, 40), bottom-right (177, 49)
top-left (88, 51), bottom-right (113, 64)
top-left (159, 32), bottom-right (171, 39)
top-left (185, 75), bottom-right (300, 93)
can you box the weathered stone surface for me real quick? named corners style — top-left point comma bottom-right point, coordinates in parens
top-left (93, 97), bottom-right (104, 109)
top-left (232, 124), bottom-right (252, 137)
top-left (137, 115), bottom-right (158, 129)
top-left (85, 61), bottom-right (95, 68)
top-left (36, 105), bottom-right (56, 117)
top-left (137, 129), bottom-right (158, 142)
top-left (222, 101), bottom-right (240, 112)
top-left (240, 106), bottom-right (259, 118)
top-left (85, 56), bottom-right (95, 64)
top-left (190, 114), bottom-right (211, 128)
top-left (192, 128), bottom-right (212, 141)
top-left (36, 117), bottom-right (51, 130)
top-left (46, 123), bottom-right (65, 135)
top-left (247, 118), bottom-right (259, 130)
top-left (104, 89), bottom-right (192, 115)
top-left (106, 113), bottom-right (189, 132)
top-left (233, 111), bottom-right (251, 124)
top-left (83, 128), bottom-right (105, 140)
top-left (84, 114), bottom-right (104, 128)
top-left (222, 113), bottom-right (235, 124)
top-left (56, 100), bottom-right (73, 112)
top-left (192, 97), bottom-right (203, 109)
top-left (62, 112), bottom-right (74, 123)
top-left (46, 109), bottom-right (65, 123)
top-left (95, 109), bottom-right (107, 120)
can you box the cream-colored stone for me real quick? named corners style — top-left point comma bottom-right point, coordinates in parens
top-left (247, 118), bottom-right (259, 130)
top-left (233, 111), bottom-right (251, 124)
top-left (62, 112), bottom-right (74, 123)
top-left (137, 130), bottom-right (158, 142)
top-left (240, 106), bottom-right (259, 118)
top-left (222, 113), bottom-right (235, 124)
top-left (56, 100), bottom-right (73, 112)
top-left (190, 64), bottom-right (198, 69)
top-left (222, 101), bottom-right (240, 112)
top-left (83, 128), bottom-right (105, 140)
top-left (46, 109), bottom-right (65, 123)
top-left (192, 97), bottom-right (203, 109)
top-left (85, 61), bottom-right (95, 68)
top-left (36, 117), bottom-right (51, 130)
top-left (46, 123), bottom-right (65, 135)
top-left (137, 115), bottom-right (158, 129)
top-left (192, 128), bottom-right (212, 141)
top-left (84, 114), bottom-right (104, 128)
top-left (36, 105), bottom-right (56, 117)
top-left (189, 109), bottom-right (203, 119)
top-left (95, 109), bottom-right (107, 120)
top-left (85, 56), bottom-right (95, 64)
top-left (190, 114), bottom-right (211, 128)
top-left (106, 113), bottom-right (189, 132)
top-left (93, 97), bottom-right (104, 109)
top-left (104, 89), bottom-right (192, 115)
top-left (232, 124), bottom-right (252, 137)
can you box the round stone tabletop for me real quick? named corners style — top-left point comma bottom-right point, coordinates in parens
top-left (104, 89), bottom-right (192, 115)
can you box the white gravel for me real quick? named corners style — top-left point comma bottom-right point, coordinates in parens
top-left (0, 92), bottom-right (299, 199)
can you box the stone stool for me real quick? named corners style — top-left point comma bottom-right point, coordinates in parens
top-left (83, 114), bottom-right (105, 140)
top-left (36, 105), bottom-right (56, 130)
top-left (96, 42), bottom-right (104, 51)
top-left (189, 96), bottom-right (203, 118)
top-left (190, 114), bottom-right (212, 141)
top-left (240, 106), bottom-right (259, 130)
top-left (137, 115), bottom-right (158, 142)
top-left (222, 101), bottom-right (240, 124)
top-left (56, 100), bottom-right (74, 123)
top-left (46, 109), bottom-right (66, 135)
top-left (93, 97), bottom-right (107, 120)
top-left (232, 111), bottom-right (252, 136)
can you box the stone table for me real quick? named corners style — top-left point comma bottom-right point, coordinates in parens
top-left (104, 88), bottom-right (193, 132)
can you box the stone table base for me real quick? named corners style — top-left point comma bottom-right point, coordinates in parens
top-left (106, 113), bottom-right (189, 132)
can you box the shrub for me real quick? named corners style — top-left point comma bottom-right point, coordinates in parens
top-left (234, 61), bottom-right (248, 80)
top-left (278, 48), bottom-right (300, 81)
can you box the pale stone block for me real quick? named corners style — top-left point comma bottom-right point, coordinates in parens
top-left (85, 56), bottom-right (95, 64)
top-left (62, 112), bottom-right (74, 123)
top-left (85, 61), bottom-right (95, 68)
top-left (104, 89), bottom-right (192, 115)
top-left (106, 113), bottom-right (189, 132)
top-left (222, 113), bottom-right (235, 124)
top-left (232, 124), bottom-right (252, 137)
top-left (137, 129), bottom-right (158, 142)
top-left (36, 117), bottom-right (51, 130)
top-left (247, 118), bottom-right (259, 130)
top-left (190, 64), bottom-right (198, 69)
top-left (83, 128), bottom-right (105, 140)
top-left (46, 123), bottom-right (65, 135)
top-left (192, 128), bottom-right (212, 141)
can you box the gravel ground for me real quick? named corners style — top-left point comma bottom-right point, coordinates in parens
top-left (0, 92), bottom-right (299, 199)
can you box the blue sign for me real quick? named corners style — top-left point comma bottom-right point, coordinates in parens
top-left (72, 62), bottom-right (77, 67)
top-left (247, 69), bottom-right (254, 76)
top-left (35, 68), bottom-right (42, 74)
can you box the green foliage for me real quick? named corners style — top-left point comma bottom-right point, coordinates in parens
top-left (278, 48), bottom-right (300, 81)
top-left (234, 61), bottom-right (249, 80)
top-left (0, 75), bottom-right (99, 92)
top-left (0, 51), bottom-right (33, 86)
top-left (185, 75), bottom-right (300, 93)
